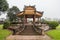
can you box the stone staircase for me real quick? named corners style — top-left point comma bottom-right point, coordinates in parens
top-left (6, 35), bottom-right (52, 40)
top-left (15, 24), bottom-right (49, 35)
top-left (9, 24), bottom-right (42, 35)
top-left (18, 26), bottom-right (41, 35)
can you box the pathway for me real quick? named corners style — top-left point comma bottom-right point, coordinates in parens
top-left (6, 35), bottom-right (52, 40)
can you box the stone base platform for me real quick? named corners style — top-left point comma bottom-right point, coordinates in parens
top-left (6, 35), bottom-right (52, 40)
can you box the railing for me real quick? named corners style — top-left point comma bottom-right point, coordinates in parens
top-left (16, 23), bottom-right (42, 34)
top-left (19, 24), bottom-right (26, 33)
top-left (33, 25), bottom-right (40, 33)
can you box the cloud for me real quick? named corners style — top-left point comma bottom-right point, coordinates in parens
top-left (3, 0), bottom-right (60, 19)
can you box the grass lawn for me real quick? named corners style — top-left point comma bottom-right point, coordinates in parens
top-left (46, 24), bottom-right (60, 40)
top-left (46, 30), bottom-right (60, 40)
top-left (0, 24), bottom-right (12, 40)
top-left (0, 24), bottom-right (3, 30)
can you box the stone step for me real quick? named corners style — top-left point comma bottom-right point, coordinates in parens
top-left (6, 35), bottom-right (52, 40)
top-left (19, 26), bottom-right (40, 35)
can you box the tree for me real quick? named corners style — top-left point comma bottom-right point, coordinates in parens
top-left (0, 0), bottom-right (9, 15)
top-left (9, 6), bottom-right (20, 13)
top-left (41, 18), bottom-right (48, 24)
top-left (7, 6), bottom-right (20, 22)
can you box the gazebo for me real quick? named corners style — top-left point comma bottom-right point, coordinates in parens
top-left (16, 6), bottom-right (44, 35)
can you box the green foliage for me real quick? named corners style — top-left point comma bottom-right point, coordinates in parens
top-left (0, 0), bottom-right (9, 11)
top-left (7, 6), bottom-right (20, 22)
top-left (58, 20), bottom-right (60, 24)
top-left (7, 12), bottom-right (16, 22)
top-left (9, 6), bottom-right (20, 13)
top-left (41, 18), bottom-right (59, 29)
top-left (56, 24), bottom-right (60, 29)
top-left (47, 21), bottom-right (59, 29)
top-left (46, 30), bottom-right (60, 40)
top-left (0, 24), bottom-right (3, 29)
top-left (3, 21), bottom-right (10, 29)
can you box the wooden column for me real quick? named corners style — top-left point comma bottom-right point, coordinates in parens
top-left (33, 7), bottom-right (36, 25)
top-left (23, 11), bottom-right (25, 27)
top-left (25, 16), bottom-right (27, 23)
top-left (33, 15), bottom-right (35, 24)
top-left (38, 17), bottom-right (40, 24)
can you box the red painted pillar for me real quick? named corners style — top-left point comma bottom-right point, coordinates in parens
top-left (25, 16), bottom-right (27, 23)
top-left (38, 18), bottom-right (39, 23)
top-left (33, 15), bottom-right (35, 24)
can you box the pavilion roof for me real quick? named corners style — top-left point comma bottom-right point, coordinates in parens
top-left (17, 11), bottom-right (43, 16)
top-left (16, 6), bottom-right (43, 18)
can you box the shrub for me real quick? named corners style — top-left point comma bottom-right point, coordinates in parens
top-left (3, 21), bottom-right (11, 29)
top-left (47, 21), bottom-right (59, 29)
top-left (58, 20), bottom-right (60, 24)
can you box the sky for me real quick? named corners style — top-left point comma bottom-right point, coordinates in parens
top-left (0, 0), bottom-right (60, 19)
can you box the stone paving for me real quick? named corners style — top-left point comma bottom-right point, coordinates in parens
top-left (6, 35), bottom-right (52, 40)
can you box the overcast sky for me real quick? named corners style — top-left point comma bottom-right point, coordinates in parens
top-left (0, 0), bottom-right (60, 19)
